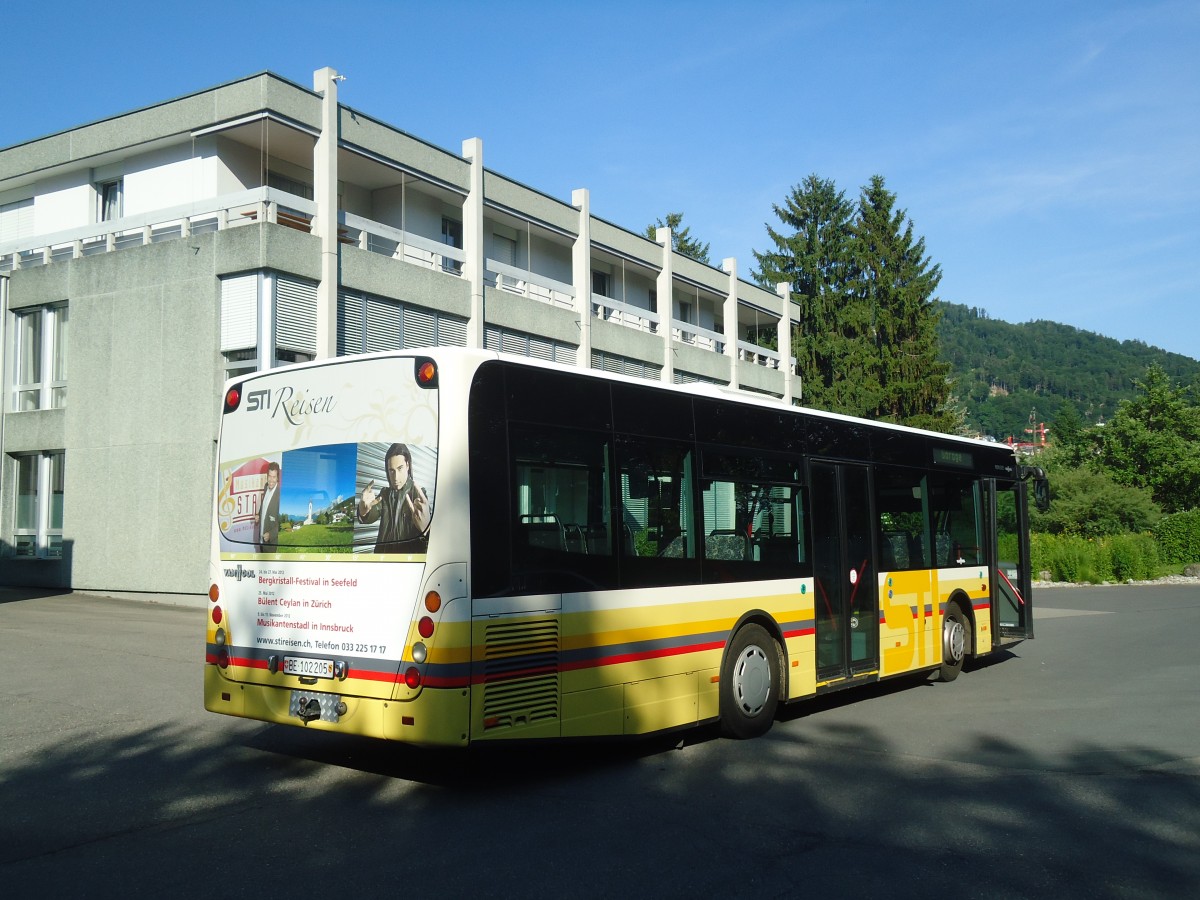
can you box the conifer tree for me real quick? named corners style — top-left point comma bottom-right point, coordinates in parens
top-left (645, 212), bottom-right (711, 264)
top-left (751, 175), bottom-right (858, 411)
top-left (850, 175), bottom-right (952, 430)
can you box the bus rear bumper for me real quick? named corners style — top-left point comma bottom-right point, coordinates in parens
top-left (203, 665), bottom-right (469, 746)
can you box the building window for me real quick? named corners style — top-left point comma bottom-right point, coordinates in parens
top-left (679, 301), bottom-right (695, 343)
top-left (493, 234), bottom-right (517, 267)
top-left (220, 274), bottom-right (260, 380)
top-left (592, 270), bottom-right (611, 299)
top-left (274, 275), bottom-right (317, 367)
top-left (11, 303), bottom-right (68, 411)
top-left (98, 179), bottom-right (123, 222)
top-left (12, 451), bottom-right (65, 558)
top-left (0, 197), bottom-right (34, 243)
top-left (266, 170), bottom-right (314, 202)
top-left (441, 217), bottom-right (463, 274)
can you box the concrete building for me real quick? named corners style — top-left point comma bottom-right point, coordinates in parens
top-left (0, 68), bottom-right (799, 597)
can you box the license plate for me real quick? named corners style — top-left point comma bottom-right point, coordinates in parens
top-left (283, 656), bottom-right (334, 679)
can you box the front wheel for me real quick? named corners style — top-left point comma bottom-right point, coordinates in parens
top-left (720, 623), bottom-right (781, 739)
top-left (939, 603), bottom-right (968, 682)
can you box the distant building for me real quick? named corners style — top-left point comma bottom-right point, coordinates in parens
top-left (1, 68), bottom-right (798, 596)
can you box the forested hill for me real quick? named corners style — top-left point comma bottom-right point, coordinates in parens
top-left (935, 302), bottom-right (1200, 441)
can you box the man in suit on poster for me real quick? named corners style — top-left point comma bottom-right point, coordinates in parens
top-left (258, 462), bottom-right (281, 552)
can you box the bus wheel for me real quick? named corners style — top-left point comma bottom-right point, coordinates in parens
top-left (939, 603), bottom-right (968, 682)
top-left (720, 623), bottom-right (780, 739)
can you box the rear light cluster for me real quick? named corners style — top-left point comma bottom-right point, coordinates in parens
top-left (405, 590), bottom-right (442, 689)
top-left (209, 583), bottom-right (229, 669)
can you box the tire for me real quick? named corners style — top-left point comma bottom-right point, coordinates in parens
top-left (939, 602), bottom-right (968, 683)
top-left (720, 623), bottom-right (781, 739)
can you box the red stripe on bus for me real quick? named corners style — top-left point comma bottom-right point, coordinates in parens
top-left (783, 627), bottom-right (815, 638)
top-left (558, 639), bottom-right (727, 674)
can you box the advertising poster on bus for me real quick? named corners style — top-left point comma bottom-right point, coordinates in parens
top-left (214, 356), bottom-right (439, 668)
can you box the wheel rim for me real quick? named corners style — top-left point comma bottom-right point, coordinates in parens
top-left (944, 616), bottom-right (965, 664)
top-left (733, 645), bottom-right (771, 716)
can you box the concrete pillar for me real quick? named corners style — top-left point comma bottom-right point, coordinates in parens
top-left (776, 282), bottom-right (795, 404)
top-left (312, 67), bottom-right (341, 360)
top-left (462, 138), bottom-right (485, 349)
top-left (722, 257), bottom-right (739, 390)
top-left (572, 188), bottom-right (592, 370)
top-left (656, 228), bottom-right (674, 384)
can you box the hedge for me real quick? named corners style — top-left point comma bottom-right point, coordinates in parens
top-left (1154, 510), bottom-right (1200, 566)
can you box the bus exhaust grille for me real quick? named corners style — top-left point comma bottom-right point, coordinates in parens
top-left (482, 618), bottom-right (559, 729)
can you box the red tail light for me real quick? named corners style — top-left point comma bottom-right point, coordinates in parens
top-left (404, 667), bottom-right (421, 689)
top-left (415, 358), bottom-right (438, 388)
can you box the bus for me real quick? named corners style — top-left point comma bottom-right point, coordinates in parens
top-left (205, 349), bottom-right (1047, 744)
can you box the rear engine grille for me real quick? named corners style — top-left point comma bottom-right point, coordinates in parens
top-left (482, 618), bottom-right (559, 729)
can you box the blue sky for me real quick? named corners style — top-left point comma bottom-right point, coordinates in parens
top-left (5, 0), bottom-right (1197, 359)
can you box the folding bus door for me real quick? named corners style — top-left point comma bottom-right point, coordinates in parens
top-left (810, 462), bottom-right (879, 681)
top-left (992, 479), bottom-right (1035, 642)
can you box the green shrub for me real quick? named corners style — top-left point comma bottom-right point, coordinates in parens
top-left (1154, 510), bottom-right (1200, 565)
top-left (1109, 533), bottom-right (1158, 581)
top-left (1030, 532), bottom-right (1160, 583)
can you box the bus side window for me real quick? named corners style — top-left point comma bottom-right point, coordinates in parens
top-left (874, 465), bottom-right (927, 572)
top-left (617, 437), bottom-right (700, 588)
top-left (699, 451), bottom-right (809, 582)
top-left (508, 424), bottom-right (616, 593)
top-left (927, 473), bottom-right (984, 567)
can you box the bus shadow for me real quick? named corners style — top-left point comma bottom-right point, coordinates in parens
top-left (243, 651), bottom-right (1026, 785)
top-left (242, 721), bottom-right (712, 788)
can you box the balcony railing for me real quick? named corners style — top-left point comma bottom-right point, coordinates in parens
top-left (0, 187), bottom-right (316, 272)
top-left (592, 293), bottom-right (659, 334)
top-left (339, 210), bottom-right (465, 275)
top-left (486, 258), bottom-right (574, 310)
top-left (673, 319), bottom-right (726, 354)
top-left (0, 190), bottom-right (787, 376)
top-left (737, 339), bottom-right (796, 373)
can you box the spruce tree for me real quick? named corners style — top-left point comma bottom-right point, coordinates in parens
top-left (850, 175), bottom-right (952, 430)
top-left (645, 212), bottom-right (711, 264)
top-left (751, 175), bottom-right (857, 411)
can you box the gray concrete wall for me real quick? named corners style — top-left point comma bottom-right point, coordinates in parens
top-left (1, 223), bottom-right (323, 594)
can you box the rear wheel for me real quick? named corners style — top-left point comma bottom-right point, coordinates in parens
top-left (720, 623), bottom-right (780, 739)
top-left (939, 603), bottom-right (968, 682)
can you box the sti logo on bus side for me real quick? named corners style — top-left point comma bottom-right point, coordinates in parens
top-left (245, 386), bottom-right (337, 426)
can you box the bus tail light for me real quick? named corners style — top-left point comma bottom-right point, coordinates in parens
top-left (418, 616), bottom-right (435, 639)
top-left (412, 642), bottom-right (428, 663)
top-left (208, 583), bottom-right (220, 602)
top-left (223, 385), bottom-right (242, 413)
top-left (212, 605), bottom-right (223, 625)
top-left (404, 667), bottom-right (421, 689)
top-left (424, 591), bottom-right (441, 613)
top-left (415, 358), bottom-right (438, 388)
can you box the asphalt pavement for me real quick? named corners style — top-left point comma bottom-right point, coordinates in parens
top-left (1, 582), bottom-right (1198, 898)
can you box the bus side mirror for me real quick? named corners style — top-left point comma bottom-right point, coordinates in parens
top-left (1021, 466), bottom-right (1050, 513)
top-left (1033, 477), bottom-right (1050, 513)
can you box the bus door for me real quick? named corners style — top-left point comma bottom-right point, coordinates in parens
top-left (810, 462), bottom-right (879, 680)
top-left (992, 479), bottom-right (1035, 641)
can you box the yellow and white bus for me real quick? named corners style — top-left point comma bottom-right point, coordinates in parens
top-left (205, 349), bottom-right (1046, 744)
